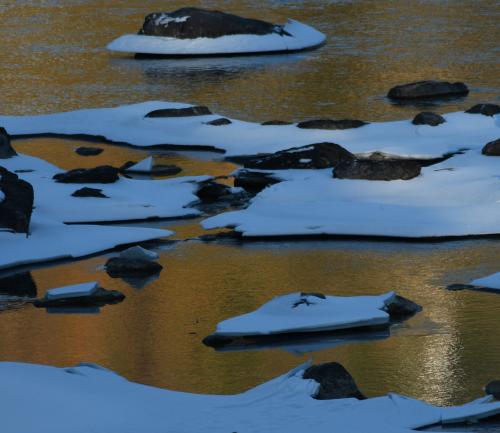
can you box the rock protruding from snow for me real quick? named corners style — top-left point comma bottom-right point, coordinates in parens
top-left (205, 118), bottom-right (232, 126)
top-left (482, 138), bottom-right (500, 156)
top-left (196, 181), bottom-right (231, 203)
top-left (140, 8), bottom-right (291, 39)
top-left (485, 381), bottom-right (500, 399)
top-left (145, 106), bottom-right (212, 118)
top-left (0, 166), bottom-right (34, 233)
top-left (234, 170), bottom-right (281, 194)
top-left (71, 187), bottom-right (108, 198)
top-left (303, 362), bottom-right (366, 400)
top-left (387, 80), bottom-right (469, 99)
top-left (297, 119), bottom-right (368, 130)
top-left (412, 112), bottom-right (446, 126)
top-left (75, 147), bottom-right (103, 156)
top-left (243, 142), bottom-right (354, 170)
top-left (333, 159), bottom-right (422, 181)
top-left (0, 127), bottom-right (17, 159)
top-left (384, 295), bottom-right (422, 320)
top-left (466, 103), bottom-right (500, 117)
top-left (118, 246), bottom-right (159, 261)
top-left (53, 166), bottom-right (119, 184)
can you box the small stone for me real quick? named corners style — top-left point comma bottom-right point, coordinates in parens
top-left (482, 138), bottom-right (500, 156)
top-left (75, 147), bottom-right (104, 156)
top-left (485, 381), bottom-right (500, 399)
top-left (297, 119), bottom-right (367, 130)
top-left (0, 127), bottom-right (17, 159)
top-left (206, 118), bottom-right (232, 126)
top-left (71, 187), bottom-right (108, 198)
top-left (261, 120), bottom-right (293, 126)
top-left (145, 106), bottom-right (212, 118)
top-left (412, 112), bottom-right (446, 126)
top-left (465, 104), bottom-right (500, 117)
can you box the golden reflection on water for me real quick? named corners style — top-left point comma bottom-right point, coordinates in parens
top-left (1, 240), bottom-right (500, 405)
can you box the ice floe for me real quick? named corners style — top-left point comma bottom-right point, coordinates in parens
top-left (45, 281), bottom-right (98, 300)
top-left (1, 361), bottom-right (500, 433)
top-left (471, 272), bottom-right (500, 290)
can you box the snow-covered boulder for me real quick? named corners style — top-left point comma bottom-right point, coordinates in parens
top-left (107, 8), bottom-right (326, 56)
top-left (118, 246), bottom-right (159, 261)
top-left (203, 292), bottom-right (421, 348)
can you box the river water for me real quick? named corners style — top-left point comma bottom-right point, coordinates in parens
top-left (0, 0), bottom-right (499, 409)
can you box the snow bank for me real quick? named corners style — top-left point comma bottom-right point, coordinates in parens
top-left (471, 272), bottom-right (500, 291)
top-left (1, 361), bottom-right (500, 433)
top-left (1, 102), bottom-right (497, 158)
top-left (107, 19), bottom-right (326, 56)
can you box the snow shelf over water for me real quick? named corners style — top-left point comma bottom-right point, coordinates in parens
top-left (1, 102), bottom-right (497, 158)
top-left (471, 272), bottom-right (500, 291)
top-left (107, 19), bottom-right (326, 56)
top-left (2, 361), bottom-right (500, 433)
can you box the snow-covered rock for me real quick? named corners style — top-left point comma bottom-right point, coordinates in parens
top-left (45, 282), bottom-right (98, 300)
top-left (35, 283), bottom-right (124, 308)
top-left (118, 246), bottom-right (159, 261)
top-left (1, 361), bottom-right (500, 433)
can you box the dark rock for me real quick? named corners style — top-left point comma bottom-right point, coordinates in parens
top-left (0, 166), bottom-right (34, 233)
top-left (75, 147), bottom-right (104, 156)
top-left (198, 231), bottom-right (242, 242)
top-left (145, 106), bottom-right (212, 118)
top-left (261, 120), bottom-right (293, 126)
top-left (333, 159), bottom-right (421, 181)
top-left (0, 272), bottom-right (37, 298)
top-left (385, 295), bottom-right (422, 320)
top-left (105, 257), bottom-right (163, 278)
top-left (485, 381), bottom-right (500, 399)
top-left (412, 112), bottom-right (446, 126)
top-left (202, 334), bottom-right (234, 348)
top-left (482, 139), bottom-right (500, 156)
top-left (387, 81), bottom-right (469, 99)
top-left (34, 287), bottom-right (124, 308)
top-left (140, 7), bottom-right (291, 39)
top-left (0, 128), bottom-right (16, 159)
top-left (234, 170), bottom-right (281, 194)
top-left (244, 142), bottom-right (354, 170)
top-left (446, 283), bottom-right (473, 291)
top-left (466, 104), bottom-right (500, 117)
top-left (303, 362), bottom-right (366, 400)
top-left (53, 166), bottom-right (119, 184)
top-left (71, 187), bottom-right (108, 198)
top-left (297, 119), bottom-right (368, 130)
top-left (300, 292), bottom-right (326, 299)
top-left (206, 118), bottom-right (232, 126)
top-left (196, 181), bottom-right (231, 203)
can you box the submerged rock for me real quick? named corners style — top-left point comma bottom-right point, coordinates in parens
top-left (145, 106), bottom-right (212, 118)
top-left (196, 181), bottom-right (231, 203)
top-left (0, 272), bottom-right (37, 298)
top-left (333, 159), bottom-right (422, 181)
top-left (384, 295), bottom-right (422, 320)
top-left (234, 170), bottom-right (281, 194)
top-left (412, 112), bottom-right (446, 126)
top-left (0, 166), bottom-right (34, 233)
top-left (34, 286), bottom-right (124, 308)
top-left (485, 381), bottom-right (500, 399)
top-left (303, 362), bottom-right (366, 400)
top-left (243, 142), bottom-right (354, 170)
top-left (297, 119), bottom-right (368, 130)
top-left (0, 128), bottom-right (17, 159)
top-left (387, 81), bottom-right (469, 99)
top-left (53, 166), bottom-right (119, 184)
top-left (75, 147), bottom-right (104, 156)
top-left (71, 187), bottom-right (108, 198)
top-left (482, 138), bottom-right (500, 156)
top-left (465, 103), bottom-right (500, 117)
top-left (105, 257), bottom-right (163, 278)
top-left (206, 118), bottom-right (232, 126)
top-left (140, 7), bottom-right (291, 39)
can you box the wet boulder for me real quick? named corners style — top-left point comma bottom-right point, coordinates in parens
top-left (485, 381), bottom-right (500, 399)
top-left (0, 128), bottom-right (17, 159)
top-left (140, 7), bottom-right (291, 39)
top-left (145, 106), bottom-right (212, 118)
top-left (333, 159), bottom-right (422, 181)
top-left (196, 181), bottom-right (231, 203)
top-left (0, 166), bottom-right (34, 233)
top-left (385, 295), bottom-right (422, 320)
top-left (261, 120), bottom-right (293, 126)
top-left (303, 362), bottom-right (366, 400)
top-left (465, 103), bottom-right (500, 117)
top-left (34, 286), bottom-right (124, 308)
top-left (234, 170), bottom-right (281, 194)
top-left (75, 147), bottom-right (104, 156)
top-left (205, 118), bottom-right (232, 126)
top-left (482, 138), bottom-right (500, 156)
top-left (53, 166), bottom-right (119, 183)
top-left (387, 80), bottom-right (469, 99)
top-left (71, 187), bottom-right (108, 198)
top-left (243, 142), bottom-right (354, 170)
top-left (412, 112), bottom-right (446, 126)
top-left (297, 119), bottom-right (368, 130)
top-left (0, 272), bottom-right (37, 298)
top-left (105, 257), bottom-right (163, 278)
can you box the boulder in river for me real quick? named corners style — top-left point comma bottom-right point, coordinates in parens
top-left (71, 187), bottom-right (108, 198)
top-left (385, 295), bottom-right (422, 320)
top-left (0, 166), bottom-right (34, 233)
top-left (75, 147), bottom-right (104, 156)
top-left (297, 119), bottom-right (368, 130)
top-left (196, 181), bottom-right (231, 203)
top-left (0, 272), bottom-right (37, 298)
top-left (243, 142), bottom-right (354, 170)
top-left (465, 103), bottom-right (500, 117)
top-left (485, 381), bottom-right (500, 399)
top-left (234, 170), bottom-right (281, 194)
top-left (0, 128), bottom-right (17, 159)
top-left (303, 362), bottom-right (366, 400)
top-left (139, 7), bottom-right (291, 39)
top-left (105, 257), bottom-right (163, 278)
top-left (53, 165), bottom-right (119, 183)
top-left (412, 112), bottom-right (446, 126)
top-left (145, 106), bottom-right (212, 118)
top-left (387, 81), bottom-right (469, 99)
top-left (482, 138), bottom-right (500, 156)
top-left (333, 159), bottom-right (422, 181)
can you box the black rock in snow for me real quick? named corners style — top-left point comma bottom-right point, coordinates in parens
top-left (53, 166), bottom-right (119, 183)
top-left (412, 112), bottom-right (446, 126)
top-left (0, 166), bottom-right (34, 233)
top-left (145, 106), bottom-right (212, 118)
top-left (0, 127), bottom-right (17, 159)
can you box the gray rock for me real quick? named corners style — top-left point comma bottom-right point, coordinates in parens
top-left (412, 112), bottom-right (446, 126)
top-left (0, 166), bottom-right (34, 233)
top-left (465, 104), bottom-right (500, 117)
top-left (482, 138), bottom-right (500, 156)
top-left (388, 81), bottom-right (469, 99)
top-left (0, 128), bottom-right (16, 159)
top-left (334, 159), bottom-right (422, 181)
top-left (303, 362), bottom-right (366, 400)
top-left (53, 166), bottom-right (119, 183)
top-left (145, 106), bottom-right (212, 118)
top-left (297, 119), bottom-right (368, 130)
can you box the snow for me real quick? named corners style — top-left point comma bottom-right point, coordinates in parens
top-left (471, 272), bottom-right (500, 290)
top-left (203, 147), bottom-right (500, 239)
top-left (107, 19), bottom-right (326, 56)
top-left (125, 156), bottom-right (154, 173)
top-left (118, 245), bottom-right (159, 261)
top-left (1, 102), bottom-right (497, 158)
top-left (46, 282), bottom-right (98, 300)
top-left (211, 292), bottom-right (397, 337)
top-left (1, 360), bottom-right (500, 433)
